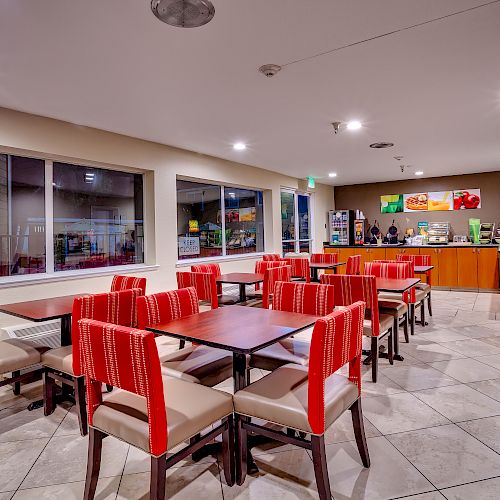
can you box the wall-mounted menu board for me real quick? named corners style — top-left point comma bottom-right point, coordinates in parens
top-left (381, 189), bottom-right (481, 213)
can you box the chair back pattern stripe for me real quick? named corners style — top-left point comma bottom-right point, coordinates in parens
top-left (111, 275), bottom-right (147, 295)
top-left (272, 281), bottom-right (335, 317)
top-left (176, 271), bottom-right (218, 310)
top-left (396, 254), bottom-right (432, 285)
top-left (137, 287), bottom-right (199, 329)
top-left (364, 261), bottom-right (415, 303)
top-left (262, 265), bottom-right (292, 309)
top-left (190, 263), bottom-right (221, 277)
top-left (279, 258), bottom-right (311, 282)
top-left (308, 301), bottom-right (365, 434)
top-left (346, 255), bottom-right (361, 275)
top-left (72, 288), bottom-right (142, 376)
top-left (254, 260), bottom-right (286, 291)
top-left (310, 253), bottom-right (338, 264)
top-left (262, 254), bottom-right (281, 261)
top-left (79, 319), bottom-right (167, 456)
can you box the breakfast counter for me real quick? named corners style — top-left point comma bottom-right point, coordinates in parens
top-left (323, 243), bottom-right (500, 290)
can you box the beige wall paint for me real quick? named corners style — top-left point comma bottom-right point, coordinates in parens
top-left (0, 107), bottom-right (334, 302)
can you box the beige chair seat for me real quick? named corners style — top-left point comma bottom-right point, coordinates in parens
top-left (416, 283), bottom-right (431, 293)
top-left (199, 303), bottom-right (213, 312)
top-left (363, 313), bottom-right (394, 337)
top-left (93, 376), bottom-right (233, 454)
top-left (0, 339), bottom-right (43, 374)
top-left (159, 345), bottom-right (233, 387)
top-left (233, 363), bottom-right (357, 435)
top-left (41, 345), bottom-right (74, 374)
top-left (378, 298), bottom-right (408, 316)
top-left (378, 289), bottom-right (427, 303)
top-left (250, 338), bottom-right (310, 371)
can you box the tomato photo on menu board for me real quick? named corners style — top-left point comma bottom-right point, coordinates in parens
top-left (453, 189), bottom-right (481, 210)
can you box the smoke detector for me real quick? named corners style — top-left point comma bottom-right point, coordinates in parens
top-left (259, 64), bottom-right (282, 78)
top-left (151, 0), bottom-right (215, 28)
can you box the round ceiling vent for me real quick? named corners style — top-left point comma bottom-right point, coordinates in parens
top-left (151, 0), bottom-right (215, 28)
top-left (369, 142), bottom-right (395, 149)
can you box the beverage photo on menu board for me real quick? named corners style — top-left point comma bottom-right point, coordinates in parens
top-left (403, 192), bottom-right (428, 212)
top-left (428, 191), bottom-right (453, 211)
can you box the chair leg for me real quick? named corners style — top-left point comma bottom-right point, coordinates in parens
top-left (222, 415), bottom-right (235, 486)
top-left (235, 414), bottom-right (248, 486)
top-left (387, 328), bottom-right (394, 365)
top-left (74, 376), bottom-right (88, 437)
top-left (371, 337), bottom-right (378, 383)
top-left (43, 370), bottom-right (56, 416)
top-left (12, 370), bottom-right (20, 395)
top-left (83, 428), bottom-right (104, 500)
top-left (311, 435), bottom-right (332, 500)
top-left (427, 291), bottom-right (433, 316)
top-left (420, 300), bottom-right (426, 327)
top-left (179, 340), bottom-right (185, 350)
top-left (403, 313), bottom-right (409, 343)
top-left (350, 399), bottom-right (370, 468)
top-left (410, 304), bottom-right (415, 336)
top-left (150, 455), bottom-right (167, 500)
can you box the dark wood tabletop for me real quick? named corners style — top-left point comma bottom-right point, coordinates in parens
top-left (414, 265), bottom-right (434, 273)
top-left (216, 273), bottom-right (264, 285)
top-left (146, 305), bottom-right (319, 354)
top-left (0, 293), bottom-right (86, 322)
top-left (376, 277), bottom-right (421, 293)
top-left (309, 262), bottom-right (346, 269)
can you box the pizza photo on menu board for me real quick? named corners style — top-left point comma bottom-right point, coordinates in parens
top-left (403, 193), bottom-right (428, 212)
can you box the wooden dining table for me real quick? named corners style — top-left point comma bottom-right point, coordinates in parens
top-left (414, 265), bottom-right (434, 274)
top-left (216, 273), bottom-right (264, 303)
top-left (309, 262), bottom-right (346, 281)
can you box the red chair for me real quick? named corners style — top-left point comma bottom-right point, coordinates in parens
top-left (310, 253), bottom-right (338, 264)
top-left (253, 260), bottom-right (286, 292)
top-left (41, 288), bottom-right (142, 436)
top-left (176, 271), bottom-right (218, 310)
top-left (111, 275), bottom-right (147, 295)
top-left (262, 265), bottom-right (292, 309)
top-left (320, 274), bottom-right (394, 382)
top-left (263, 254), bottom-right (281, 261)
top-left (280, 257), bottom-right (311, 283)
top-left (346, 255), bottom-right (361, 275)
top-left (137, 288), bottom-right (233, 387)
top-left (191, 262), bottom-right (222, 293)
top-left (234, 302), bottom-right (369, 499)
top-left (251, 281), bottom-right (335, 372)
top-left (79, 319), bottom-right (234, 500)
top-left (396, 254), bottom-right (432, 316)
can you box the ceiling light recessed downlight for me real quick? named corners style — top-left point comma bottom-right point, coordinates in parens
top-left (328, 173), bottom-right (337, 178)
top-left (151, 0), bottom-right (215, 28)
top-left (233, 142), bottom-right (246, 151)
top-left (415, 171), bottom-right (424, 176)
top-left (346, 121), bottom-right (362, 131)
top-left (370, 142), bottom-right (395, 149)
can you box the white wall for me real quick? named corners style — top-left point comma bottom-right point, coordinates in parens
top-left (0, 107), bottom-right (334, 301)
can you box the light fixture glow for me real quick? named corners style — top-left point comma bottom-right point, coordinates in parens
top-left (415, 171), bottom-right (424, 176)
top-left (328, 172), bottom-right (337, 178)
top-left (346, 121), bottom-right (362, 131)
top-left (233, 142), bottom-right (246, 151)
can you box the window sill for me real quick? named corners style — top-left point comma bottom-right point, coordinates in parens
top-left (0, 264), bottom-right (160, 289)
top-left (176, 253), bottom-right (265, 267)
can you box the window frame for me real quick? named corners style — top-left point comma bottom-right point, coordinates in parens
top-left (281, 188), bottom-right (313, 254)
top-left (176, 178), bottom-right (265, 264)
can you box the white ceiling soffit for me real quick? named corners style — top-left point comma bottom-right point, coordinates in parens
top-left (0, 0), bottom-right (499, 185)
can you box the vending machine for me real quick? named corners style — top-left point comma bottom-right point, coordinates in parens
top-left (328, 210), bottom-right (355, 245)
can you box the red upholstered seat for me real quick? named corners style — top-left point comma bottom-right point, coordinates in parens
top-left (176, 271), bottom-right (219, 310)
top-left (79, 319), bottom-right (234, 499)
top-left (310, 253), bottom-right (338, 264)
top-left (262, 254), bottom-right (281, 261)
top-left (262, 265), bottom-right (292, 309)
top-left (346, 255), bottom-right (361, 275)
top-left (110, 275), bottom-right (146, 295)
top-left (279, 258), bottom-right (311, 283)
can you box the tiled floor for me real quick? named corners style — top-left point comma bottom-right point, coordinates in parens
top-left (2, 290), bottom-right (500, 499)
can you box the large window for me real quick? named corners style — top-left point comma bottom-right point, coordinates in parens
top-left (177, 179), bottom-right (264, 261)
top-left (0, 154), bottom-right (46, 276)
top-left (281, 190), bottom-right (311, 254)
top-left (53, 163), bottom-right (144, 271)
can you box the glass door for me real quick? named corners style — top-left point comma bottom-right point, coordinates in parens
top-left (281, 190), bottom-right (311, 254)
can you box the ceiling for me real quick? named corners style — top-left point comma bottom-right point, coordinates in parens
top-left (1, 0), bottom-right (499, 186)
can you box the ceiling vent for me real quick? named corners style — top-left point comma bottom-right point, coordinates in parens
top-left (369, 142), bottom-right (394, 149)
top-left (151, 0), bottom-right (215, 28)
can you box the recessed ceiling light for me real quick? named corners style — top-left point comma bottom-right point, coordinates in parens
top-left (233, 142), bottom-right (246, 151)
top-left (328, 173), bottom-right (337, 178)
top-left (346, 121), bottom-right (362, 131)
top-left (415, 171), bottom-right (424, 176)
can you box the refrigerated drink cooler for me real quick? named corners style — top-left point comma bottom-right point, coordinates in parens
top-left (328, 210), bottom-right (355, 245)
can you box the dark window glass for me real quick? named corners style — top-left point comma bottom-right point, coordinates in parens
top-left (0, 154), bottom-right (45, 276)
top-left (225, 188), bottom-right (264, 255)
top-left (298, 194), bottom-right (310, 240)
top-left (53, 163), bottom-right (144, 271)
top-left (177, 180), bottom-right (223, 260)
top-left (281, 191), bottom-right (295, 241)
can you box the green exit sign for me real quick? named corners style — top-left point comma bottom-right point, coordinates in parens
top-left (307, 176), bottom-right (315, 189)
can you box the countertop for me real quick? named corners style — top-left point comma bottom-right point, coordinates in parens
top-left (323, 243), bottom-right (499, 249)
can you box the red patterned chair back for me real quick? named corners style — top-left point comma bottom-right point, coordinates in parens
top-left (364, 261), bottom-right (415, 303)
top-left (263, 254), bottom-right (281, 261)
top-left (176, 271), bottom-right (218, 310)
top-left (137, 287), bottom-right (199, 329)
top-left (272, 281), bottom-right (335, 316)
top-left (255, 260), bottom-right (286, 274)
top-left (346, 255), bottom-right (361, 275)
top-left (310, 253), bottom-right (338, 265)
top-left (397, 254), bottom-right (432, 285)
top-left (79, 319), bottom-right (167, 456)
top-left (190, 263), bottom-right (221, 277)
top-left (72, 288), bottom-right (142, 376)
top-left (280, 258), bottom-right (310, 282)
top-left (111, 275), bottom-right (147, 295)
top-left (262, 265), bottom-right (292, 309)
top-left (308, 301), bottom-right (365, 434)
top-left (320, 274), bottom-right (380, 336)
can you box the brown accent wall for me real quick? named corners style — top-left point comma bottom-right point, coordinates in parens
top-left (334, 172), bottom-right (500, 239)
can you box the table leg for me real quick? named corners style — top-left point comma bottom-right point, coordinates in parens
top-left (61, 315), bottom-right (72, 346)
top-left (311, 268), bottom-right (319, 282)
top-left (239, 284), bottom-right (247, 303)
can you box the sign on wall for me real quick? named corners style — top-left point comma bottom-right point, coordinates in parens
top-left (453, 189), bottom-right (481, 210)
top-left (178, 236), bottom-right (200, 257)
top-left (380, 194), bottom-right (403, 213)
